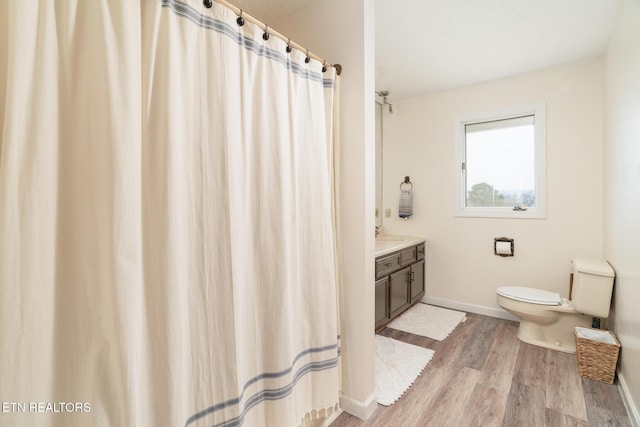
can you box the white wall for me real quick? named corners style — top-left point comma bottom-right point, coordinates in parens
top-left (381, 58), bottom-right (604, 316)
top-left (275, 0), bottom-right (378, 420)
top-left (604, 0), bottom-right (640, 422)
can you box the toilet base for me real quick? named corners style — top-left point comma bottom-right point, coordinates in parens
top-left (516, 314), bottom-right (593, 354)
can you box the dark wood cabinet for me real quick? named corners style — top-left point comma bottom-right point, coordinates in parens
top-left (375, 242), bottom-right (426, 331)
top-left (410, 259), bottom-right (425, 303)
top-left (375, 277), bottom-right (389, 329)
top-left (389, 266), bottom-right (411, 318)
top-left (399, 246), bottom-right (416, 267)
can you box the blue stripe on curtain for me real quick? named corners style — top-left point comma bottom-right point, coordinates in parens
top-left (159, 0), bottom-right (335, 88)
top-left (184, 342), bottom-right (339, 426)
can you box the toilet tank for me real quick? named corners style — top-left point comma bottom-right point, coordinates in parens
top-left (571, 258), bottom-right (615, 318)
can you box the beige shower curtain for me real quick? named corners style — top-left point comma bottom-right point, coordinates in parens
top-left (0, 1), bottom-right (340, 426)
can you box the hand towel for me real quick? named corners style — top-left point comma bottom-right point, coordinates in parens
top-left (399, 189), bottom-right (413, 219)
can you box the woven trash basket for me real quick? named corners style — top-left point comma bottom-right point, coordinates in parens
top-left (574, 326), bottom-right (620, 384)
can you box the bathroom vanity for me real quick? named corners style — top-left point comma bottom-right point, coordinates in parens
top-left (374, 236), bottom-right (426, 330)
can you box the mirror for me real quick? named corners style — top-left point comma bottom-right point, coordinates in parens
top-left (375, 101), bottom-right (383, 227)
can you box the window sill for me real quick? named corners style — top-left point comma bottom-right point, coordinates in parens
top-left (455, 207), bottom-right (546, 219)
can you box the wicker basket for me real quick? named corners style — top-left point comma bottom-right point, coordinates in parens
top-left (574, 326), bottom-right (620, 384)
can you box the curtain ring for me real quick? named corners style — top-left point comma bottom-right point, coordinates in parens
top-left (304, 49), bottom-right (311, 64)
top-left (322, 60), bottom-right (327, 73)
top-left (286, 38), bottom-right (292, 54)
top-left (203, 0), bottom-right (213, 8)
top-left (262, 25), bottom-right (270, 41)
top-left (236, 10), bottom-right (245, 26)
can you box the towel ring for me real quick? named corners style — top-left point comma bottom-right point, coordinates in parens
top-left (400, 176), bottom-right (413, 191)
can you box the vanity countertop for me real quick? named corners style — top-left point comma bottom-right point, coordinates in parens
top-left (375, 234), bottom-right (426, 257)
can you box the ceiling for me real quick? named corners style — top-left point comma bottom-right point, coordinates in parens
top-left (226, 0), bottom-right (621, 102)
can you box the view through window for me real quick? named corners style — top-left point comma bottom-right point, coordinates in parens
top-left (465, 115), bottom-right (535, 208)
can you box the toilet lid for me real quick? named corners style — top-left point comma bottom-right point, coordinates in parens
top-left (496, 286), bottom-right (561, 305)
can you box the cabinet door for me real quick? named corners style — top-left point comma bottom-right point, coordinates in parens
top-left (375, 277), bottom-right (389, 329)
top-left (389, 267), bottom-right (411, 318)
top-left (410, 259), bottom-right (425, 303)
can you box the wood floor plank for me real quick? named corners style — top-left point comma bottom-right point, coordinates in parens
top-left (416, 366), bottom-right (481, 426)
top-left (379, 327), bottom-right (436, 349)
top-left (582, 378), bottom-right (632, 427)
top-left (512, 341), bottom-right (548, 390)
top-left (501, 381), bottom-right (546, 427)
top-left (458, 315), bottom-right (501, 370)
top-left (583, 406), bottom-right (633, 427)
top-left (458, 321), bottom-right (520, 427)
top-left (545, 408), bottom-right (588, 427)
top-left (582, 377), bottom-right (629, 417)
top-left (546, 349), bottom-right (588, 421)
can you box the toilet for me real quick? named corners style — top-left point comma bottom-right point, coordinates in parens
top-left (496, 258), bottom-right (615, 353)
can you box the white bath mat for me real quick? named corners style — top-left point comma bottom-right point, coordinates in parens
top-left (386, 303), bottom-right (466, 341)
top-left (375, 335), bottom-right (434, 406)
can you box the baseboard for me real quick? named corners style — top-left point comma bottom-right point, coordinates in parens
top-left (422, 296), bottom-right (519, 322)
top-left (618, 371), bottom-right (640, 427)
top-left (339, 391), bottom-right (377, 420)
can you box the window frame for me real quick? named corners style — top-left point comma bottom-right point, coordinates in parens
top-left (454, 103), bottom-right (546, 219)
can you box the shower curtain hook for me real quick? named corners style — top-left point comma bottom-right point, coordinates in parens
top-left (262, 25), bottom-right (270, 41)
top-left (236, 10), bottom-right (245, 26)
top-left (305, 49), bottom-right (311, 64)
top-left (322, 60), bottom-right (327, 73)
top-left (203, 0), bottom-right (213, 8)
top-left (286, 38), bottom-right (292, 53)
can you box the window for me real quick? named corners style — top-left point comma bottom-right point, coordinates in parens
top-left (455, 103), bottom-right (546, 218)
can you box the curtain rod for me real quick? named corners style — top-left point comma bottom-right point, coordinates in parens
top-left (202, 0), bottom-right (341, 76)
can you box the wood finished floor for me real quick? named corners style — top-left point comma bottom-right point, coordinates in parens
top-left (331, 313), bottom-right (631, 427)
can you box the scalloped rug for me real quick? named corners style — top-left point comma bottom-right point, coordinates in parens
top-left (386, 303), bottom-right (467, 341)
top-left (375, 335), bottom-right (434, 406)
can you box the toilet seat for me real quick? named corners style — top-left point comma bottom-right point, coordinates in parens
top-left (496, 286), bottom-right (561, 306)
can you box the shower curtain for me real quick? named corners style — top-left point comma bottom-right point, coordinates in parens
top-left (0, 1), bottom-right (340, 426)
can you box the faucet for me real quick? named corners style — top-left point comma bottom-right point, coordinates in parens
top-left (375, 226), bottom-right (381, 237)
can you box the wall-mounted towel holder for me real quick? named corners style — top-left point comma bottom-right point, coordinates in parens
top-left (398, 176), bottom-right (414, 219)
top-left (400, 176), bottom-right (413, 191)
